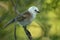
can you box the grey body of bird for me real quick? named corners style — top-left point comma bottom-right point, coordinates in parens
top-left (4, 6), bottom-right (40, 28)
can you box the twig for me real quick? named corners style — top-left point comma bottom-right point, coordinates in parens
top-left (23, 26), bottom-right (32, 40)
top-left (10, 0), bottom-right (20, 14)
top-left (14, 18), bottom-right (17, 40)
top-left (10, 0), bottom-right (19, 40)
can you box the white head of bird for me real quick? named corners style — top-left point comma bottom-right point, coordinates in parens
top-left (28, 6), bottom-right (40, 14)
top-left (28, 6), bottom-right (40, 18)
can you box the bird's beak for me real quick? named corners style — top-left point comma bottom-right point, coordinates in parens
top-left (37, 11), bottom-right (40, 13)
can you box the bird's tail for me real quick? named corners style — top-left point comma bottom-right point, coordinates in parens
top-left (3, 19), bottom-right (15, 28)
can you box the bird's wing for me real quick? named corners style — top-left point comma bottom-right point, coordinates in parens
top-left (16, 11), bottom-right (31, 21)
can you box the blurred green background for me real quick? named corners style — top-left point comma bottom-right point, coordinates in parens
top-left (0, 0), bottom-right (60, 40)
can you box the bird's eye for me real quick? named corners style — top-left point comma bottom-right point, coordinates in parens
top-left (35, 9), bottom-right (40, 13)
top-left (35, 10), bottom-right (37, 11)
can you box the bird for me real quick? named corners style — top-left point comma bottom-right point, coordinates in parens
top-left (4, 6), bottom-right (40, 40)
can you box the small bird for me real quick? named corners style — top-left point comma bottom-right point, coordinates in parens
top-left (4, 6), bottom-right (40, 40)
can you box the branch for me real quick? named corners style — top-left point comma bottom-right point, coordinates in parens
top-left (10, 0), bottom-right (19, 40)
top-left (23, 26), bottom-right (32, 40)
top-left (10, 0), bottom-right (20, 14)
top-left (14, 18), bottom-right (17, 40)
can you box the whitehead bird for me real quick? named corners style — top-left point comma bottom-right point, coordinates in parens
top-left (4, 6), bottom-right (40, 40)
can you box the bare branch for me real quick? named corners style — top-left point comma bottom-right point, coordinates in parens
top-left (10, 0), bottom-right (19, 40)
top-left (10, 0), bottom-right (20, 14)
top-left (23, 26), bottom-right (32, 40)
top-left (14, 18), bottom-right (17, 40)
